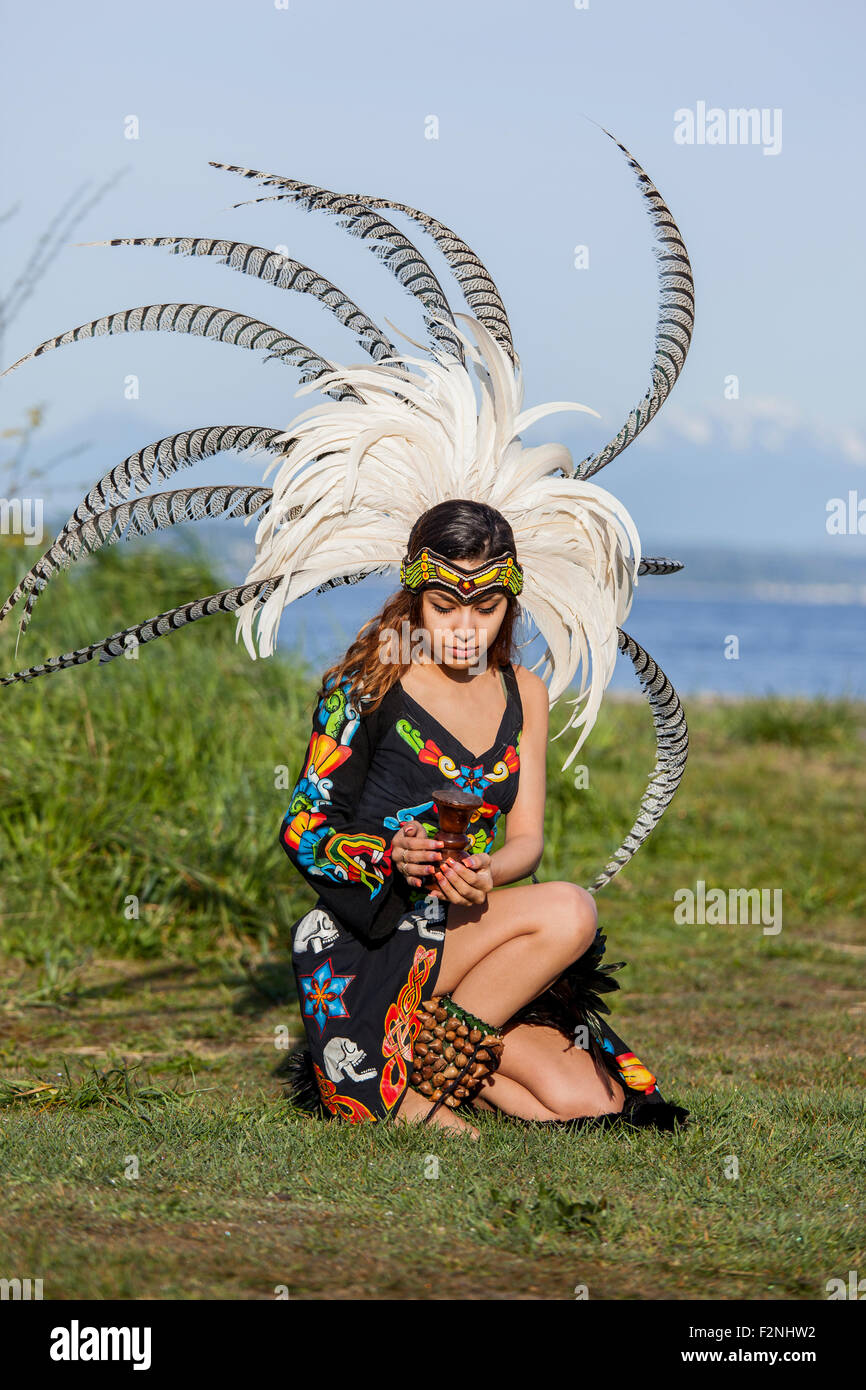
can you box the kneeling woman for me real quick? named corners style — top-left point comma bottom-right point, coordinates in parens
top-left (281, 499), bottom-right (688, 1137)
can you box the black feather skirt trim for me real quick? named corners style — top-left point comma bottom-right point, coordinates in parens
top-left (279, 1043), bottom-right (329, 1117)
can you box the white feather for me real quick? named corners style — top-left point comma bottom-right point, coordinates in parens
top-left (235, 312), bottom-right (641, 770)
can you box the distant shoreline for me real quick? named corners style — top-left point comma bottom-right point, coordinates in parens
top-left (599, 689), bottom-right (866, 706)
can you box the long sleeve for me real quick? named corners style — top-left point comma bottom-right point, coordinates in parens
top-left (279, 676), bottom-right (404, 941)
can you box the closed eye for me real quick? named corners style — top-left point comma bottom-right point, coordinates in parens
top-left (432, 603), bottom-right (499, 616)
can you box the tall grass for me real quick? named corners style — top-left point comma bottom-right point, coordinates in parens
top-left (0, 535), bottom-right (318, 959)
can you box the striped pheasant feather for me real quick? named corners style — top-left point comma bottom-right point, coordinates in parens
top-left (7, 485), bottom-right (273, 638)
top-left (212, 167), bottom-right (515, 364)
top-left (636, 556), bottom-right (683, 576)
top-left (55, 425), bottom-right (288, 538)
top-left (0, 428), bottom-right (292, 634)
top-left (209, 162), bottom-right (464, 364)
top-left (0, 576), bottom-right (286, 688)
top-left (575, 127), bottom-right (695, 479)
top-left (0, 302), bottom-right (360, 400)
top-left (75, 237), bottom-right (397, 362)
top-left (584, 628), bottom-right (689, 892)
top-left (344, 191), bottom-right (515, 363)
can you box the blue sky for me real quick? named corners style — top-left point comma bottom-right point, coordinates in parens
top-left (1, 0), bottom-right (864, 560)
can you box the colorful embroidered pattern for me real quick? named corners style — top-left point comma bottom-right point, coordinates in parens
top-left (298, 957), bottom-right (355, 1036)
top-left (282, 679), bottom-right (392, 900)
top-left (380, 944), bottom-right (438, 1109)
top-left (313, 1062), bottom-right (378, 1122)
top-left (599, 1036), bottom-right (659, 1094)
top-left (396, 713), bottom-right (520, 797)
top-left (400, 547), bottom-right (523, 598)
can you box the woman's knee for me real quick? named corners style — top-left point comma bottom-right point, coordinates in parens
top-left (537, 881), bottom-right (598, 958)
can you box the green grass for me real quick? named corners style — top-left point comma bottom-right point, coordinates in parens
top-left (0, 537), bottom-right (864, 1299)
top-left (720, 693), bottom-right (863, 748)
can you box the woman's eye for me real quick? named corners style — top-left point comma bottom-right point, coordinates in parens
top-left (430, 602), bottom-right (499, 615)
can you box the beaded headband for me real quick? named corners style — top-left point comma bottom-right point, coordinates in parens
top-left (399, 546), bottom-right (524, 599)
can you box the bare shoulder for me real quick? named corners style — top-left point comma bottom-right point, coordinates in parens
top-left (511, 663), bottom-right (549, 718)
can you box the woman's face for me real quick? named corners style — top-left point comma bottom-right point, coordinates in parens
top-left (418, 555), bottom-right (509, 671)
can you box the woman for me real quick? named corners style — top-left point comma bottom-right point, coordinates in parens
top-left (281, 498), bottom-right (689, 1136)
top-left (0, 134), bottom-right (692, 1135)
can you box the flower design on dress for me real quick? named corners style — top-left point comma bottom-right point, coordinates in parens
top-left (298, 957), bottom-right (355, 1036)
top-left (450, 762), bottom-right (490, 794)
top-left (281, 695), bottom-right (391, 900)
top-left (397, 717), bottom-right (519, 796)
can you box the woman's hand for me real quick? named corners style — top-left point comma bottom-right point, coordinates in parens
top-left (389, 821), bottom-right (443, 889)
top-left (430, 851), bottom-right (493, 908)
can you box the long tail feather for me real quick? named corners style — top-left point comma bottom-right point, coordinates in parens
top-left (343, 191), bottom-right (515, 364)
top-left (583, 627), bottom-right (689, 892)
top-left (3, 485), bottom-right (273, 637)
top-left (0, 575), bottom-right (286, 688)
top-left (208, 162), bottom-right (464, 365)
top-left (54, 424), bottom-right (289, 540)
top-left (575, 128), bottom-right (695, 479)
top-left (0, 303), bottom-right (361, 401)
top-left (76, 237), bottom-right (397, 363)
top-left (636, 555), bottom-right (683, 576)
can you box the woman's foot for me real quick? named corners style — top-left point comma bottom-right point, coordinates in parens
top-left (393, 1083), bottom-right (480, 1139)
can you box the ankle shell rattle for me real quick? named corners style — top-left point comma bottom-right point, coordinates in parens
top-left (410, 994), bottom-right (505, 1120)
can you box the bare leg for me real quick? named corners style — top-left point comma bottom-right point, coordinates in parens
top-left (468, 1071), bottom-right (562, 1120)
top-left (448, 933), bottom-right (579, 1028)
top-left (473, 1023), bottom-right (625, 1120)
top-left (434, 880), bottom-right (599, 1027)
top-left (393, 1027), bottom-right (624, 1130)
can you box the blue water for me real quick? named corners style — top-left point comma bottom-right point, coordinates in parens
top-left (270, 583), bottom-right (866, 700)
top-left (604, 595), bottom-right (865, 698)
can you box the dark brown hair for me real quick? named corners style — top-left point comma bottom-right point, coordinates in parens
top-left (317, 498), bottom-right (521, 712)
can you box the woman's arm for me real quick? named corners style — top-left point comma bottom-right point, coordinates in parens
top-left (279, 677), bottom-right (404, 940)
top-left (488, 665), bottom-right (548, 887)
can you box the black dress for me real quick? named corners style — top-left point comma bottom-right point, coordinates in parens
top-left (280, 663), bottom-right (688, 1130)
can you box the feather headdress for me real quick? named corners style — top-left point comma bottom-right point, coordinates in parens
top-left (234, 309), bottom-right (641, 773)
top-left (0, 126), bottom-right (693, 891)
